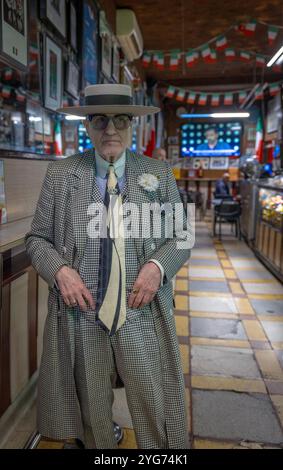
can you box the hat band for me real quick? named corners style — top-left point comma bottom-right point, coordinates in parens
top-left (85, 94), bottom-right (133, 106)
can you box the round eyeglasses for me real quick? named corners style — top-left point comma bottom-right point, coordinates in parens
top-left (86, 114), bottom-right (133, 130)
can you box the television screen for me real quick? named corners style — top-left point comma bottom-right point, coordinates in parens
top-left (180, 122), bottom-right (242, 157)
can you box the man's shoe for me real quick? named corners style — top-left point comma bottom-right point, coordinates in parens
top-left (113, 422), bottom-right (124, 444)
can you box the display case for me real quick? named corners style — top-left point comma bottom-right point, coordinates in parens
top-left (255, 176), bottom-right (283, 281)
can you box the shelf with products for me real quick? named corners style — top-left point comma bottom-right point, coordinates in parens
top-left (258, 177), bottom-right (283, 233)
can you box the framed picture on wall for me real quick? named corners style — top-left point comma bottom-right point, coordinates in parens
top-left (44, 35), bottom-right (62, 111)
top-left (112, 39), bottom-right (120, 83)
top-left (40, 0), bottom-right (66, 39)
top-left (65, 60), bottom-right (80, 99)
top-left (82, 0), bottom-right (98, 87)
top-left (210, 156), bottom-right (229, 170)
top-left (0, 0), bottom-right (28, 70)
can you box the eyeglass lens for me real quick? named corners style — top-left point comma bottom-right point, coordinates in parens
top-left (88, 114), bottom-right (132, 130)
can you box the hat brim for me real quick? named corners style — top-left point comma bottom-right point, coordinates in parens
top-left (56, 104), bottom-right (160, 117)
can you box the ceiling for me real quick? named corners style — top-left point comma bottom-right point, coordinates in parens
top-left (115, 0), bottom-right (283, 89)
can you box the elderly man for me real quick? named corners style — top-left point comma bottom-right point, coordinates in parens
top-left (215, 172), bottom-right (231, 197)
top-left (25, 84), bottom-right (190, 449)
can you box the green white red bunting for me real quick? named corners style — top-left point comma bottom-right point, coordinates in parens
top-left (176, 89), bottom-right (185, 102)
top-left (255, 86), bottom-right (264, 100)
top-left (166, 86), bottom-right (176, 98)
top-left (15, 89), bottom-right (26, 103)
top-left (256, 55), bottom-right (265, 68)
top-left (2, 85), bottom-right (12, 98)
top-left (186, 51), bottom-right (198, 67)
top-left (169, 51), bottom-right (180, 71)
top-left (240, 51), bottom-right (251, 62)
top-left (201, 45), bottom-right (211, 63)
top-left (225, 48), bottom-right (236, 61)
top-left (154, 52), bottom-right (164, 70)
top-left (211, 94), bottom-right (220, 106)
top-left (268, 26), bottom-right (279, 45)
top-left (198, 93), bottom-right (207, 106)
top-left (208, 49), bottom-right (217, 64)
top-left (142, 53), bottom-right (151, 67)
top-left (187, 92), bottom-right (196, 104)
top-left (224, 93), bottom-right (233, 105)
top-left (269, 83), bottom-right (281, 96)
top-left (238, 91), bottom-right (248, 104)
top-left (216, 35), bottom-right (228, 50)
top-left (4, 68), bottom-right (12, 80)
top-left (238, 20), bottom-right (257, 36)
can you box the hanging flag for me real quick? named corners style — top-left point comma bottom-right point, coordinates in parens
top-left (169, 51), bottom-right (180, 71)
top-left (54, 121), bottom-right (63, 156)
top-left (225, 48), bottom-right (236, 61)
top-left (176, 89), bottom-right (186, 102)
top-left (211, 94), bottom-right (220, 106)
top-left (238, 91), bottom-right (248, 104)
top-left (4, 68), bottom-right (12, 81)
top-left (240, 51), bottom-right (251, 62)
top-left (255, 117), bottom-right (263, 163)
top-left (29, 44), bottom-right (39, 59)
top-left (272, 63), bottom-right (281, 72)
top-left (15, 89), bottom-right (26, 103)
top-left (216, 35), bottom-right (228, 50)
top-left (268, 26), bottom-right (279, 45)
top-left (201, 45), bottom-right (211, 63)
top-left (156, 52), bottom-right (164, 70)
top-left (144, 114), bottom-right (156, 157)
top-left (142, 52), bottom-right (151, 68)
top-left (255, 86), bottom-right (264, 100)
top-left (238, 20), bottom-right (257, 36)
top-left (224, 93), bottom-right (233, 105)
top-left (186, 50), bottom-right (197, 67)
top-left (269, 82), bottom-right (281, 96)
top-left (166, 85), bottom-right (176, 98)
top-left (207, 49), bottom-right (217, 64)
top-left (2, 85), bottom-right (12, 98)
top-left (187, 91), bottom-right (196, 104)
top-left (256, 55), bottom-right (265, 68)
top-left (198, 93), bottom-right (207, 106)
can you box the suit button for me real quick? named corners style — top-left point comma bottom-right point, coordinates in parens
top-left (62, 246), bottom-right (67, 254)
top-left (151, 243), bottom-right (156, 250)
top-left (169, 308), bottom-right (173, 316)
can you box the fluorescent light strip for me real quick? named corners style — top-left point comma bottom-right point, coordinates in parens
top-left (65, 115), bottom-right (85, 120)
top-left (267, 46), bottom-right (283, 67)
top-left (179, 112), bottom-right (250, 118)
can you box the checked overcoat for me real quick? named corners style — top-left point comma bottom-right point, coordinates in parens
top-left (25, 148), bottom-right (191, 449)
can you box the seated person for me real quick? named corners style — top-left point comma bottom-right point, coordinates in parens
top-left (215, 172), bottom-right (231, 197)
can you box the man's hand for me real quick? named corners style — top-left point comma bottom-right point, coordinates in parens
top-left (128, 262), bottom-right (161, 309)
top-left (55, 266), bottom-right (95, 312)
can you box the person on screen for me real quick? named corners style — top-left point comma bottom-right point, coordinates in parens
top-left (197, 126), bottom-right (231, 152)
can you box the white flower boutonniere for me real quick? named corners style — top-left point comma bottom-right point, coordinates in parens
top-left (137, 173), bottom-right (159, 192)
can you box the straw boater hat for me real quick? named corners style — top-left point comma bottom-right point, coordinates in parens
top-left (57, 84), bottom-right (160, 117)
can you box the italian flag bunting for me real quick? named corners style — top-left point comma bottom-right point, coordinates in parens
top-left (238, 20), bottom-right (257, 36)
top-left (201, 45), bottom-right (211, 63)
top-left (269, 82), bottom-right (281, 96)
top-left (272, 63), bottom-right (282, 72)
top-left (29, 44), bottom-right (39, 58)
top-left (144, 114), bottom-right (156, 158)
top-left (142, 52), bottom-right (151, 68)
top-left (2, 85), bottom-right (12, 98)
top-left (216, 35), bottom-right (228, 50)
top-left (240, 51), bottom-right (251, 62)
top-left (166, 86), bottom-right (176, 98)
top-left (268, 26), bottom-right (279, 45)
top-left (224, 93), bottom-right (233, 105)
top-left (15, 89), bottom-right (26, 103)
top-left (54, 121), bottom-right (63, 156)
top-left (238, 91), bottom-right (248, 104)
top-left (187, 91), bottom-right (196, 104)
top-left (256, 55), bottom-right (265, 68)
top-left (255, 86), bottom-right (264, 100)
top-left (176, 89), bottom-right (185, 102)
top-left (207, 49), bottom-right (217, 64)
top-left (198, 93), bottom-right (207, 106)
top-left (169, 51), bottom-right (180, 71)
top-left (186, 50), bottom-right (198, 67)
top-left (225, 48), bottom-right (236, 61)
top-left (255, 117), bottom-right (263, 163)
top-left (4, 68), bottom-right (12, 80)
top-left (211, 94), bottom-right (220, 106)
top-left (156, 52), bottom-right (164, 70)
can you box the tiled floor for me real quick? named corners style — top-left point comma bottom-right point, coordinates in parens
top-left (34, 219), bottom-right (283, 449)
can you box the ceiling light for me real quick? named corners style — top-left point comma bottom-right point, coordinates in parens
top-left (267, 46), bottom-right (283, 67)
top-left (179, 112), bottom-right (250, 118)
top-left (65, 115), bottom-right (85, 120)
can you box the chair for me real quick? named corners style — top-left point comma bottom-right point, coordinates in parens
top-left (213, 200), bottom-right (241, 240)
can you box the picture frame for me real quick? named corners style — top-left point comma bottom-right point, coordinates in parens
top-left (210, 156), bottom-right (229, 170)
top-left (40, 0), bottom-right (66, 39)
top-left (44, 35), bottom-right (62, 111)
top-left (112, 38), bottom-right (120, 83)
top-left (69, 1), bottom-right (77, 51)
top-left (0, 0), bottom-right (28, 70)
top-left (65, 60), bottom-right (80, 99)
top-left (193, 157), bottom-right (209, 170)
top-left (81, 0), bottom-right (99, 87)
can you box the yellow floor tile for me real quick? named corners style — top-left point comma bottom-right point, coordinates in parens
top-left (242, 320), bottom-right (268, 341)
top-left (234, 298), bottom-right (255, 315)
top-left (255, 351), bottom-right (283, 381)
top-left (224, 269), bottom-right (238, 280)
top-left (175, 295), bottom-right (189, 310)
top-left (118, 428), bottom-right (137, 449)
top-left (190, 337), bottom-right (250, 349)
top-left (191, 375), bottom-right (266, 393)
top-left (270, 395), bottom-right (283, 426)
top-left (190, 311), bottom-right (238, 320)
top-left (229, 282), bottom-right (245, 295)
top-left (217, 251), bottom-right (228, 259)
top-left (194, 439), bottom-right (236, 449)
top-left (221, 260), bottom-right (233, 268)
top-left (177, 267), bottom-right (188, 278)
top-left (272, 342), bottom-right (283, 350)
top-left (189, 291), bottom-right (233, 298)
top-left (248, 294), bottom-right (283, 300)
top-left (175, 315), bottom-right (189, 336)
top-left (175, 279), bottom-right (189, 292)
top-left (258, 315), bottom-right (283, 323)
top-left (179, 344), bottom-right (190, 374)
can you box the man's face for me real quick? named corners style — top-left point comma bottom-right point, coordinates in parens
top-left (85, 114), bottom-right (132, 161)
top-left (205, 129), bottom-right (218, 146)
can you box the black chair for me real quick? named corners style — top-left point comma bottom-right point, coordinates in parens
top-left (213, 200), bottom-right (241, 240)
